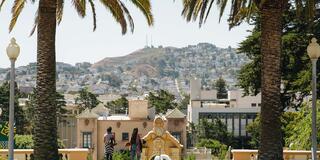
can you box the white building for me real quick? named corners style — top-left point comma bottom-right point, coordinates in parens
top-left (188, 78), bottom-right (261, 137)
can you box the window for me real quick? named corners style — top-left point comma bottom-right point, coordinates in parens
top-left (258, 103), bottom-right (261, 107)
top-left (82, 132), bottom-right (92, 148)
top-left (122, 132), bottom-right (129, 141)
top-left (171, 132), bottom-right (181, 143)
top-left (251, 103), bottom-right (257, 107)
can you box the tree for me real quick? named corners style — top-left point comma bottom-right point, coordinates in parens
top-left (246, 110), bottom-right (307, 149)
top-left (284, 102), bottom-right (320, 150)
top-left (75, 88), bottom-right (100, 110)
top-left (237, 7), bottom-right (320, 109)
top-left (147, 90), bottom-right (177, 114)
top-left (106, 96), bottom-right (128, 114)
top-left (213, 77), bottom-right (228, 99)
top-left (195, 118), bottom-right (232, 145)
top-left (2, 0), bottom-right (153, 158)
top-left (196, 139), bottom-right (228, 160)
top-left (14, 135), bottom-right (65, 149)
top-left (0, 82), bottom-right (26, 134)
top-left (178, 94), bottom-right (190, 110)
top-left (101, 74), bottom-right (123, 88)
top-left (25, 90), bottom-right (67, 134)
top-left (246, 115), bottom-right (261, 149)
top-left (181, 0), bottom-right (317, 159)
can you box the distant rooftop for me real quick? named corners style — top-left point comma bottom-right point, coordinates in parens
top-left (98, 115), bottom-right (130, 120)
top-left (77, 108), bottom-right (99, 119)
top-left (166, 108), bottom-right (186, 119)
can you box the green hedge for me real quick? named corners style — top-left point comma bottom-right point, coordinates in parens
top-left (112, 150), bottom-right (130, 160)
top-left (196, 139), bottom-right (228, 160)
top-left (14, 135), bottom-right (65, 149)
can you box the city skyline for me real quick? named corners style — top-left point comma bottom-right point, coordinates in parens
top-left (0, 0), bottom-right (252, 68)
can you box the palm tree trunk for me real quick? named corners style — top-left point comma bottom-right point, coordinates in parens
top-left (259, 0), bottom-right (286, 160)
top-left (34, 0), bottom-right (59, 159)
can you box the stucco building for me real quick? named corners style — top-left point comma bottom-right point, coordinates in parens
top-left (188, 78), bottom-right (261, 139)
top-left (76, 100), bottom-right (187, 160)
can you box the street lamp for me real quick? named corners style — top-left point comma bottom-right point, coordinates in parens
top-left (307, 37), bottom-right (320, 160)
top-left (6, 38), bottom-right (20, 160)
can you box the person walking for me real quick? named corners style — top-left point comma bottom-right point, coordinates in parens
top-left (130, 128), bottom-right (142, 160)
top-left (104, 127), bottom-right (116, 160)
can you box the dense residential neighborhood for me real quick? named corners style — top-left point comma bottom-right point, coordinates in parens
top-left (1, 0), bottom-right (320, 158)
top-left (0, 43), bottom-right (249, 99)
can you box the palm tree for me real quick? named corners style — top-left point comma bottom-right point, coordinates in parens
top-left (1, 0), bottom-right (153, 159)
top-left (182, 0), bottom-right (316, 159)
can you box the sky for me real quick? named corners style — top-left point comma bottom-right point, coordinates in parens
top-left (0, 0), bottom-right (252, 68)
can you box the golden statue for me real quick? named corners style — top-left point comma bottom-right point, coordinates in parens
top-left (141, 116), bottom-right (182, 160)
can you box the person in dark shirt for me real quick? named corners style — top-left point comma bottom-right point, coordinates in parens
top-left (130, 128), bottom-right (142, 160)
top-left (104, 127), bottom-right (116, 160)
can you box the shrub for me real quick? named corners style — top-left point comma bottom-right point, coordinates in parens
top-left (14, 135), bottom-right (65, 149)
top-left (87, 152), bottom-right (93, 160)
top-left (112, 150), bottom-right (130, 160)
top-left (15, 135), bottom-right (33, 149)
top-left (185, 154), bottom-right (196, 160)
top-left (196, 139), bottom-right (228, 160)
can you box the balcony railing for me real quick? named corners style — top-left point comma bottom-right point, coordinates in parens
top-left (0, 149), bottom-right (90, 160)
top-left (232, 149), bottom-right (320, 160)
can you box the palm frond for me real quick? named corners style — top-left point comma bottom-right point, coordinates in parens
top-left (9, 0), bottom-right (26, 32)
top-left (204, 0), bottom-right (215, 23)
top-left (218, 0), bottom-right (228, 22)
top-left (100, 0), bottom-right (127, 34)
top-left (181, 0), bottom-right (190, 17)
top-left (29, 9), bottom-right (38, 36)
top-left (186, 0), bottom-right (197, 21)
top-left (245, 0), bottom-right (253, 17)
top-left (88, 0), bottom-right (97, 31)
top-left (119, 1), bottom-right (134, 33)
top-left (0, 0), bottom-right (6, 11)
top-left (72, 0), bottom-right (86, 17)
top-left (57, 0), bottom-right (64, 24)
top-left (199, 0), bottom-right (209, 26)
top-left (192, 0), bottom-right (203, 21)
top-left (229, 0), bottom-right (241, 23)
top-left (130, 0), bottom-right (153, 26)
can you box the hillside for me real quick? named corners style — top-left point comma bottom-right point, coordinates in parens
top-left (91, 43), bottom-right (248, 82)
top-left (0, 43), bottom-right (249, 96)
top-left (93, 48), bottom-right (166, 69)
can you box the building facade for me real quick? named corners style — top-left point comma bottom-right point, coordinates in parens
top-left (188, 78), bottom-right (261, 138)
top-left (76, 100), bottom-right (187, 160)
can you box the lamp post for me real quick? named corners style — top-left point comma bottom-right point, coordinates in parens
top-left (307, 37), bottom-right (320, 160)
top-left (6, 38), bottom-right (20, 160)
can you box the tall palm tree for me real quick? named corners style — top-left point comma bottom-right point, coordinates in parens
top-left (1, 0), bottom-right (153, 159)
top-left (182, 0), bottom-right (316, 159)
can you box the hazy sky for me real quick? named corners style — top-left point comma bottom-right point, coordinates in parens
top-left (0, 0), bottom-right (252, 68)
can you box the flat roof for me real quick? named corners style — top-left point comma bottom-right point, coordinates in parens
top-left (97, 115), bottom-right (131, 120)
